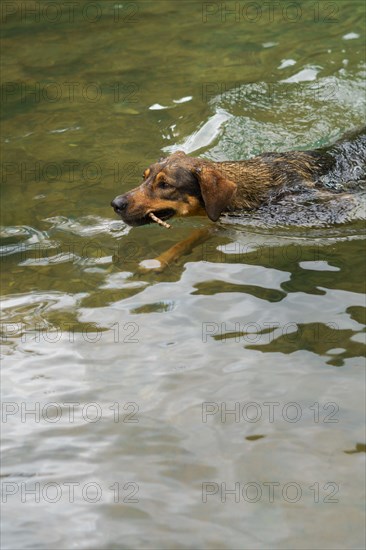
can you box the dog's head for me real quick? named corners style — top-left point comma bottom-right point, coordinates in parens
top-left (111, 151), bottom-right (237, 226)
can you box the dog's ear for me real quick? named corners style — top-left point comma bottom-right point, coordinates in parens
top-left (194, 165), bottom-right (237, 221)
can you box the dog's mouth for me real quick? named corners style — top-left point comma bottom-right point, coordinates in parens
top-left (113, 204), bottom-right (176, 227)
top-left (143, 208), bottom-right (176, 225)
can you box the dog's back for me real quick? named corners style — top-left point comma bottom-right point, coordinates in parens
top-left (314, 126), bottom-right (366, 187)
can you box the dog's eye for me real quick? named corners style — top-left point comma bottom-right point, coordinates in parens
top-left (158, 180), bottom-right (171, 190)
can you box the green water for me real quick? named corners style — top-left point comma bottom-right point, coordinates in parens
top-left (1, 1), bottom-right (365, 549)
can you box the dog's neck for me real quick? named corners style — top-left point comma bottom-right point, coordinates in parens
top-left (208, 151), bottom-right (334, 210)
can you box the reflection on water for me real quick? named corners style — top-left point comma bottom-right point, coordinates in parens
top-left (1, 1), bottom-right (366, 549)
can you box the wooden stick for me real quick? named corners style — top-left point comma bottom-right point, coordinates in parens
top-left (148, 212), bottom-right (171, 229)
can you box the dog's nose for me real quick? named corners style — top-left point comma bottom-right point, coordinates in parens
top-left (111, 196), bottom-right (128, 211)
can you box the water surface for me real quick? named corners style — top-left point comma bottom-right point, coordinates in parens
top-left (1, 1), bottom-right (365, 549)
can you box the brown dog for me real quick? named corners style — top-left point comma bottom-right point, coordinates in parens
top-left (111, 127), bottom-right (365, 228)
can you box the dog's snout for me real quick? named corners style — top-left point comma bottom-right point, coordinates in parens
top-left (111, 195), bottom-right (128, 212)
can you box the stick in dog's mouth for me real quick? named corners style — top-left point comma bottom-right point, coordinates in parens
top-left (148, 212), bottom-right (171, 229)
